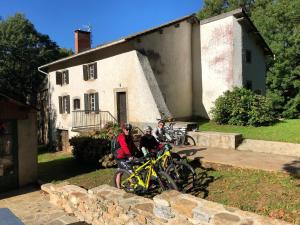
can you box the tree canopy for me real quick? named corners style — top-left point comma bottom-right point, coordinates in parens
top-left (0, 13), bottom-right (72, 106)
top-left (198, 0), bottom-right (300, 118)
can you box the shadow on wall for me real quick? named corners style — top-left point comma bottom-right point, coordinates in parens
top-left (283, 160), bottom-right (300, 180)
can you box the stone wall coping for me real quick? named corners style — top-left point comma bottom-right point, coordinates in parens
top-left (189, 131), bottom-right (242, 136)
top-left (41, 183), bottom-right (293, 225)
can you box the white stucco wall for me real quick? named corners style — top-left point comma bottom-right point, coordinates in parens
top-left (49, 50), bottom-right (162, 137)
top-left (242, 26), bottom-right (266, 94)
top-left (200, 16), bottom-right (236, 117)
top-left (131, 21), bottom-right (193, 119)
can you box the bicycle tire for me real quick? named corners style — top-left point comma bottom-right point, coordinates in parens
top-left (113, 169), bottom-right (136, 193)
top-left (166, 161), bottom-right (196, 193)
top-left (156, 171), bottom-right (178, 193)
top-left (184, 135), bottom-right (196, 146)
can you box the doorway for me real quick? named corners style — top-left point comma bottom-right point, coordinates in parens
top-left (116, 92), bottom-right (127, 124)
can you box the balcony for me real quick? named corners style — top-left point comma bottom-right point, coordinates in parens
top-left (72, 110), bottom-right (117, 132)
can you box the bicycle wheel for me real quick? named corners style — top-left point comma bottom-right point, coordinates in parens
top-left (184, 135), bottom-right (196, 146)
top-left (113, 169), bottom-right (136, 193)
top-left (156, 171), bottom-right (178, 193)
top-left (166, 161), bottom-right (196, 193)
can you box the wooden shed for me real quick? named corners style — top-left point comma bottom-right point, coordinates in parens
top-left (0, 93), bottom-right (37, 192)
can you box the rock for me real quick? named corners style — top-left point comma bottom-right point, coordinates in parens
top-left (213, 212), bottom-right (241, 225)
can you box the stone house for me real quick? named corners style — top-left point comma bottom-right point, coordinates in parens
top-left (38, 8), bottom-right (272, 147)
top-left (0, 93), bottom-right (37, 192)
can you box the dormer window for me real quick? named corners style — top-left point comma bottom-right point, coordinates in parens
top-left (56, 70), bottom-right (69, 85)
top-left (83, 62), bottom-right (97, 80)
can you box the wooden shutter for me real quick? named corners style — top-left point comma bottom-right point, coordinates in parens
top-left (58, 96), bottom-right (63, 114)
top-left (66, 95), bottom-right (70, 114)
top-left (56, 72), bottom-right (62, 85)
top-left (95, 92), bottom-right (99, 113)
top-left (83, 65), bottom-right (88, 80)
top-left (84, 94), bottom-right (89, 113)
top-left (93, 63), bottom-right (97, 79)
top-left (65, 70), bottom-right (69, 84)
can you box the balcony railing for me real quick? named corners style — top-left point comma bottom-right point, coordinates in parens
top-left (72, 110), bottom-right (118, 131)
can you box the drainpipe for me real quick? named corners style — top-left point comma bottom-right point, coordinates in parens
top-left (37, 66), bottom-right (53, 149)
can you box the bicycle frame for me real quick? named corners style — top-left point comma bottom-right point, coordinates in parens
top-left (121, 149), bottom-right (172, 191)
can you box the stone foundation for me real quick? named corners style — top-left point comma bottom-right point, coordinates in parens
top-left (41, 183), bottom-right (292, 225)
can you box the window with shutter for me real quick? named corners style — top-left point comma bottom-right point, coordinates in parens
top-left (59, 95), bottom-right (70, 114)
top-left (83, 63), bottom-right (98, 80)
top-left (84, 92), bottom-right (99, 113)
top-left (56, 72), bottom-right (62, 85)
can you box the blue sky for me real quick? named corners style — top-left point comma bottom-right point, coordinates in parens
top-left (0, 0), bottom-right (203, 51)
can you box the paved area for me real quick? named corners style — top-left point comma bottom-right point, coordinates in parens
top-left (174, 146), bottom-right (300, 174)
top-left (0, 186), bottom-right (88, 225)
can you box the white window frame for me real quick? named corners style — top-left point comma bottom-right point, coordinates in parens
top-left (88, 64), bottom-right (95, 80)
top-left (62, 70), bottom-right (68, 85)
top-left (89, 93), bottom-right (95, 111)
top-left (62, 96), bottom-right (68, 114)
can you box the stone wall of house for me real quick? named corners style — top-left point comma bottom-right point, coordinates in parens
top-left (41, 183), bottom-right (292, 225)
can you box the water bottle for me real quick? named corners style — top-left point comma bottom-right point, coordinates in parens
top-left (141, 147), bottom-right (149, 156)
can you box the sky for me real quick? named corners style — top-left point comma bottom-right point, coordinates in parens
top-left (0, 0), bottom-right (203, 51)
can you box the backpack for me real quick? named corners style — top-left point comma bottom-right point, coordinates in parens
top-left (111, 134), bottom-right (121, 158)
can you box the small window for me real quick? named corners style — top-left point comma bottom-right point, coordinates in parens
top-left (245, 50), bottom-right (252, 63)
top-left (89, 93), bottom-right (95, 111)
top-left (83, 63), bottom-right (97, 81)
top-left (73, 99), bottom-right (80, 110)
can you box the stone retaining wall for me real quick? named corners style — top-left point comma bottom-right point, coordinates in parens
top-left (41, 183), bottom-right (292, 225)
top-left (237, 139), bottom-right (300, 157)
top-left (188, 131), bottom-right (242, 149)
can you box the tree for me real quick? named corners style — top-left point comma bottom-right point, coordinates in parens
top-left (0, 13), bottom-right (72, 106)
top-left (198, 0), bottom-right (300, 118)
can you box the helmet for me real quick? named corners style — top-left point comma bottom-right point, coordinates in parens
top-left (121, 123), bottom-right (132, 131)
top-left (144, 125), bottom-right (152, 132)
top-left (158, 120), bottom-right (165, 125)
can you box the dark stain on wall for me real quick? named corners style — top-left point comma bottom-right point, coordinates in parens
top-left (138, 49), bottom-right (164, 76)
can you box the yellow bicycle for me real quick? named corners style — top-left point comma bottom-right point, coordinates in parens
top-left (113, 147), bottom-right (178, 194)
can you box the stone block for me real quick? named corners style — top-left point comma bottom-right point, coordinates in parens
top-left (213, 212), bottom-right (241, 225)
top-left (153, 206), bottom-right (175, 220)
top-left (172, 198), bottom-right (198, 218)
top-left (192, 207), bottom-right (211, 223)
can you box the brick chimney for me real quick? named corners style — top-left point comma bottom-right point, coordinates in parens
top-left (74, 30), bottom-right (91, 54)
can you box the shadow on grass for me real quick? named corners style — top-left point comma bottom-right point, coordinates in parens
top-left (38, 157), bottom-right (97, 183)
top-left (283, 160), bottom-right (300, 180)
top-left (188, 158), bottom-right (219, 198)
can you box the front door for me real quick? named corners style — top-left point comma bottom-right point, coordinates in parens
top-left (0, 120), bottom-right (18, 192)
top-left (116, 92), bottom-right (127, 124)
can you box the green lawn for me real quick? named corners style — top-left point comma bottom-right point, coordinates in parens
top-left (38, 151), bottom-right (300, 224)
top-left (199, 119), bottom-right (300, 143)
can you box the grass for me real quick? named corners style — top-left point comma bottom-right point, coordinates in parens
top-left (38, 151), bottom-right (300, 224)
top-left (199, 119), bottom-right (300, 143)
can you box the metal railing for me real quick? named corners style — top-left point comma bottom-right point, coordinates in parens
top-left (72, 110), bottom-right (118, 131)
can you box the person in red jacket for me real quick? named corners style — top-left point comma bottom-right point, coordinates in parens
top-left (115, 123), bottom-right (139, 188)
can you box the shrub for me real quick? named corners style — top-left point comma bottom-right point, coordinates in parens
top-left (211, 88), bottom-right (276, 126)
top-left (70, 136), bottom-right (111, 166)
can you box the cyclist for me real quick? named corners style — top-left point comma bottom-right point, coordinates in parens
top-left (140, 126), bottom-right (163, 156)
top-left (152, 120), bottom-right (166, 142)
top-left (115, 123), bottom-right (139, 188)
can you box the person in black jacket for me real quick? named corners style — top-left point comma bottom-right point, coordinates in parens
top-left (140, 126), bottom-right (162, 156)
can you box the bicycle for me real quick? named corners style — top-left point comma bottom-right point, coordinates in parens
top-left (156, 119), bottom-right (196, 147)
top-left (113, 149), bottom-right (178, 195)
top-left (159, 144), bottom-right (196, 193)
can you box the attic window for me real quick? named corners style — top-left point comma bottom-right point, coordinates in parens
top-left (174, 23), bottom-right (180, 28)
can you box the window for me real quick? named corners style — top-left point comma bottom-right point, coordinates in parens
top-left (58, 95), bottom-right (70, 114)
top-left (84, 92), bottom-right (99, 112)
top-left (83, 63), bottom-right (97, 80)
top-left (56, 70), bottom-right (69, 85)
top-left (73, 99), bottom-right (80, 110)
top-left (245, 50), bottom-right (252, 63)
